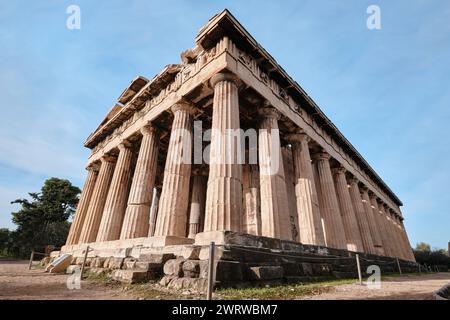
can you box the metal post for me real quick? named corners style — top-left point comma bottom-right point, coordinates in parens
top-left (396, 257), bottom-right (402, 275)
top-left (207, 242), bottom-right (216, 300)
top-left (28, 250), bottom-right (35, 270)
top-left (356, 254), bottom-right (362, 285)
top-left (418, 264), bottom-right (421, 274)
top-left (80, 245), bottom-right (90, 279)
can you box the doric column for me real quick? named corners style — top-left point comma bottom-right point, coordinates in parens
top-left (360, 186), bottom-right (384, 256)
top-left (258, 106), bottom-right (291, 240)
top-left (188, 169), bottom-right (208, 239)
top-left (287, 133), bottom-right (325, 246)
top-left (312, 152), bottom-right (347, 249)
top-left (204, 73), bottom-right (243, 232)
top-left (242, 164), bottom-right (261, 236)
top-left (66, 165), bottom-right (99, 245)
top-left (380, 204), bottom-right (396, 257)
top-left (120, 125), bottom-right (159, 239)
top-left (332, 166), bottom-right (364, 252)
top-left (392, 212), bottom-right (408, 260)
top-left (148, 187), bottom-right (160, 237)
top-left (398, 218), bottom-right (415, 261)
top-left (96, 142), bottom-right (134, 242)
top-left (348, 178), bottom-right (376, 254)
top-left (154, 102), bottom-right (193, 237)
top-left (384, 206), bottom-right (401, 258)
top-left (78, 156), bottom-right (116, 244)
top-left (371, 196), bottom-right (391, 257)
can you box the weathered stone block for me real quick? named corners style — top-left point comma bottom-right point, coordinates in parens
top-left (180, 246), bottom-right (201, 260)
top-left (301, 263), bottom-right (313, 276)
top-left (182, 260), bottom-right (200, 278)
top-left (75, 257), bottom-right (84, 266)
top-left (108, 257), bottom-right (124, 270)
top-left (281, 262), bottom-right (303, 276)
top-left (215, 261), bottom-right (243, 281)
top-left (163, 257), bottom-right (185, 276)
top-left (40, 257), bottom-right (52, 267)
top-left (103, 257), bottom-right (112, 269)
top-left (123, 258), bottom-right (137, 270)
top-left (198, 260), bottom-right (209, 279)
top-left (160, 275), bottom-right (177, 286)
top-left (139, 253), bottom-right (175, 264)
top-left (312, 263), bottom-right (332, 275)
top-left (92, 257), bottom-right (106, 268)
top-left (112, 269), bottom-right (149, 284)
top-left (249, 266), bottom-right (284, 280)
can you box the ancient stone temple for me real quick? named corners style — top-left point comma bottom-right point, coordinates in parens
top-left (61, 10), bottom-right (417, 286)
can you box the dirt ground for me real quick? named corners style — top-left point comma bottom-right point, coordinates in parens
top-left (0, 259), bottom-right (448, 300)
top-left (0, 260), bottom-right (131, 300)
top-left (302, 273), bottom-right (450, 300)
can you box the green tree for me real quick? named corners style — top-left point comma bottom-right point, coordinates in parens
top-left (0, 228), bottom-right (10, 256)
top-left (413, 242), bottom-right (450, 270)
top-left (7, 178), bottom-right (80, 257)
top-left (415, 242), bottom-right (431, 252)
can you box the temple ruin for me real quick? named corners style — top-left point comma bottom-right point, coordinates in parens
top-left (58, 10), bottom-right (417, 287)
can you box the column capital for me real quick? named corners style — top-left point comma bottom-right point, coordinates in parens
top-left (101, 155), bottom-right (117, 163)
top-left (286, 131), bottom-right (310, 145)
top-left (118, 140), bottom-right (132, 151)
top-left (171, 100), bottom-right (195, 114)
top-left (311, 151), bottom-right (330, 162)
top-left (210, 72), bottom-right (239, 87)
top-left (140, 123), bottom-right (158, 136)
top-left (86, 162), bottom-right (100, 172)
top-left (331, 166), bottom-right (346, 176)
top-left (348, 177), bottom-right (359, 186)
top-left (368, 191), bottom-right (378, 201)
top-left (360, 185), bottom-right (369, 193)
top-left (258, 106), bottom-right (280, 120)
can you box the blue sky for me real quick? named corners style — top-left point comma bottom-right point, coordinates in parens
top-left (0, 0), bottom-right (449, 250)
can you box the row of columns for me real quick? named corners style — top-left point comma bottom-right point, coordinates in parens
top-left (67, 71), bottom-right (414, 261)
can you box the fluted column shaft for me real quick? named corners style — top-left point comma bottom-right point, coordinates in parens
top-left (384, 207), bottom-right (402, 258)
top-left (96, 143), bottom-right (134, 242)
top-left (348, 179), bottom-right (376, 254)
top-left (288, 133), bottom-right (325, 246)
top-left (257, 107), bottom-right (291, 240)
top-left (392, 214), bottom-right (408, 260)
top-left (243, 164), bottom-right (261, 236)
top-left (332, 167), bottom-right (364, 252)
top-left (120, 126), bottom-right (159, 239)
top-left (78, 156), bottom-right (116, 244)
top-left (392, 213), bottom-right (406, 259)
top-left (148, 188), bottom-right (159, 237)
top-left (154, 103), bottom-right (193, 237)
top-left (313, 152), bottom-right (347, 249)
top-left (204, 73), bottom-right (243, 232)
top-left (66, 166), bottom-right (99, 245)
top-left (380, 204), bottom-right (396, 257)
top-left (371, 196), bottom-right (391, 257)
top-left (398, 219), bottom-right (415, 261)
top-left (188, 173), bottom-right (207, 239)
top-left (361, 187), bottom-right (384, 256)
